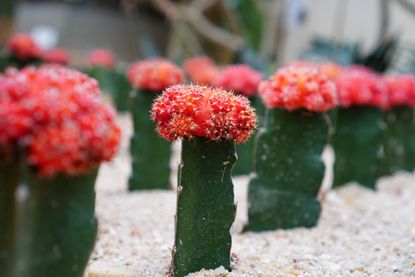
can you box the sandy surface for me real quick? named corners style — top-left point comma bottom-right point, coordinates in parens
top-left (86, 115), bottom-right (415, 277)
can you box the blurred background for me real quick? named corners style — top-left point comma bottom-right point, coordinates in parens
top-left (1, 0), bottom-right (415, 72)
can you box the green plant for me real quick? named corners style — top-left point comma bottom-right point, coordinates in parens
top-left (0, 66), bottom-right (120, 276)
top-left (332, 107), bottom-right (383, 188)
top-left (127, 58), bottom-right (184, 190)
top-left (332, 68), bottom-right (387, 189)
top-left (245, 62), bottom-right (337, 231)
top-left (152, 84), bottom-right (256, 276)
top-left (381, 75), bottom-right (415, 174)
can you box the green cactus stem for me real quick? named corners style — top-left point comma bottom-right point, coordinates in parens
top-left (0, 158), bottom-right (19, 277)
top-left (245, 108), bottom-right (328, 231)
top-left (112, 70), bottom-right (131, 112)
top-left (172, 137), bottom-right (236, 277)
top-left (87, 66), bottom-right (115, 97)
top-left (129, 89), bottom-right (171, 190)
top-left (382, 106), bottom-right (415, 174)
top-left (332, 106), bottom-right (383, 189)
top-left (14, 168), bottom-right (98, 277)
top-left (233, 96), bottom-right (262, 176)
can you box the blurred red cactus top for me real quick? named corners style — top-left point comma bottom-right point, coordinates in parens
top-left (87, 49), bottom-right (115, 69)
top-left (385, 75), bottom-right (415, 108)
top-left (259, 62), bottom-right (337, 112)
top-left (151, 84), bottom-right (256, 143)
top-left (335, 67), bottom-right (388, 108)
top-left (42, 48), bottom-right (70, 65)
top-left (127, 58), bottom-right (184, 91)
top-left (318, 62), bottom-right (343, 81)
top-left (0, 65), bottom-right (120, 177)
top-left (7, 33), bottom-right (42, 60)
top-left (214, 64), bottom-right (263, 97)
top-left (183, 56), bottom-right (221, 85)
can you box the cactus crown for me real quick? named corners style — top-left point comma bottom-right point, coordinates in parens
top-left (259, 62), bottom-right (337, 112)
top-left (183, 56), bottom-right (221, 85)
top-left (127, 58), bottom-right (184, 91)
top-left (385, 75), bottom-right (415, 108)
top-left (0, 65), bottom-right (120, 177)
top-left (42, 48), bottom-right (70, 65)
top-left (335, 67), bottom-right (388, 108)
top-left (86, 49), bottom-right (115, 69)
top-left (318, 62), bottom-right (343, 81)
top-left (151, 84), bottom-right (257, 143)
top-left (7, 33), bottom-right (42, 60)
top-left (214, 64), bottom-right (263, 97)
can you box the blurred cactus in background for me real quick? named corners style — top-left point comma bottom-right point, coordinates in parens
top-left (332, 67), bottom-right (387, 189)
top-left (245, 62), bottom-right (337, 231)
top-left (127, 58), bottom-right (184, 190)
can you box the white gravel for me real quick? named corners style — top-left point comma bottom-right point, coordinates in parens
top-left (86, 115), bottom-right (415, 277)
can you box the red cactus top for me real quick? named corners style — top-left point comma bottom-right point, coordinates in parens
top-left (127, 58), bottom-right (184, 91)
top-left (214, 64), bottom-right (263, 97)
top-left (87, 49), bottom-right (115, 69)
top-left (42, 48), bottom-right (70, 65)
top-left (0, 65), bottom-right (120, 177)
top-left (183, 56), bottom-right (221, 85)
top-left (335, 67), bottom-right (388, 108)
top-left (7, 33), bottom-right (42, 60)
top-left (385, 75), bottom-right (415, 108)
top-left (151, 84), bottom-right (256, 143)
top-left (258, 62), bottom-right (337, 112)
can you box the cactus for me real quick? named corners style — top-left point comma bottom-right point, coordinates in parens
top-left (151, 84), bottom-right (256, 276)
top-left (383, 106), bottom-right (415, 174)
top-left (12, 168), bottom-right (98, 277)
top-left (173, 137), bottom-right (236, 276)
top-left (213, 64), bottom-right (263, 176)
top-left (3, 33), bottom-right (42, 69)
top-left (0, 158), bottom-right (19, 277)
top-left (113, 70), bottom-right (131, 112)
top-left (127, 59), bottom-right (184, 191)
top-left (87, 66), bottom-right (115, 96)
top-left (332, 106), bottom-right (383, 189)
top-left (128, 89), bottom-right (171, 190)
top-left (382, 75), bottom-right (415, 174)
top-left (332, 67), bottom-right (388, 189)
top-left (245, 109), bottom-right (328, 231)
top-left (0, 66), bottom-right (120, 276)
top-left (245, 62), bottom-right (337, 231)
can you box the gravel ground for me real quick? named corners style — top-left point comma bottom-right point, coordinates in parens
top-left (86, 115), bottom-right (415, 277)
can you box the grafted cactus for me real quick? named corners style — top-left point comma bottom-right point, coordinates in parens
top-left (245, 62), bottom-right (337, 231)
top-left (2, 33), bottom-right (41, 69)
top-left (332, 67), bottom-right (387, 189)
top-left (0, 66), bottom-right (120, 277)
top-left (152, 84), bottom-right (256, 276)
top-left (214, 64), bottom-right (263, 176)
top-left (86, 49), bottom-right (126, 111)
top-left (382, 75), bottom-right (415, 174)
top-left (127, 58), bottom-right (184, 190)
